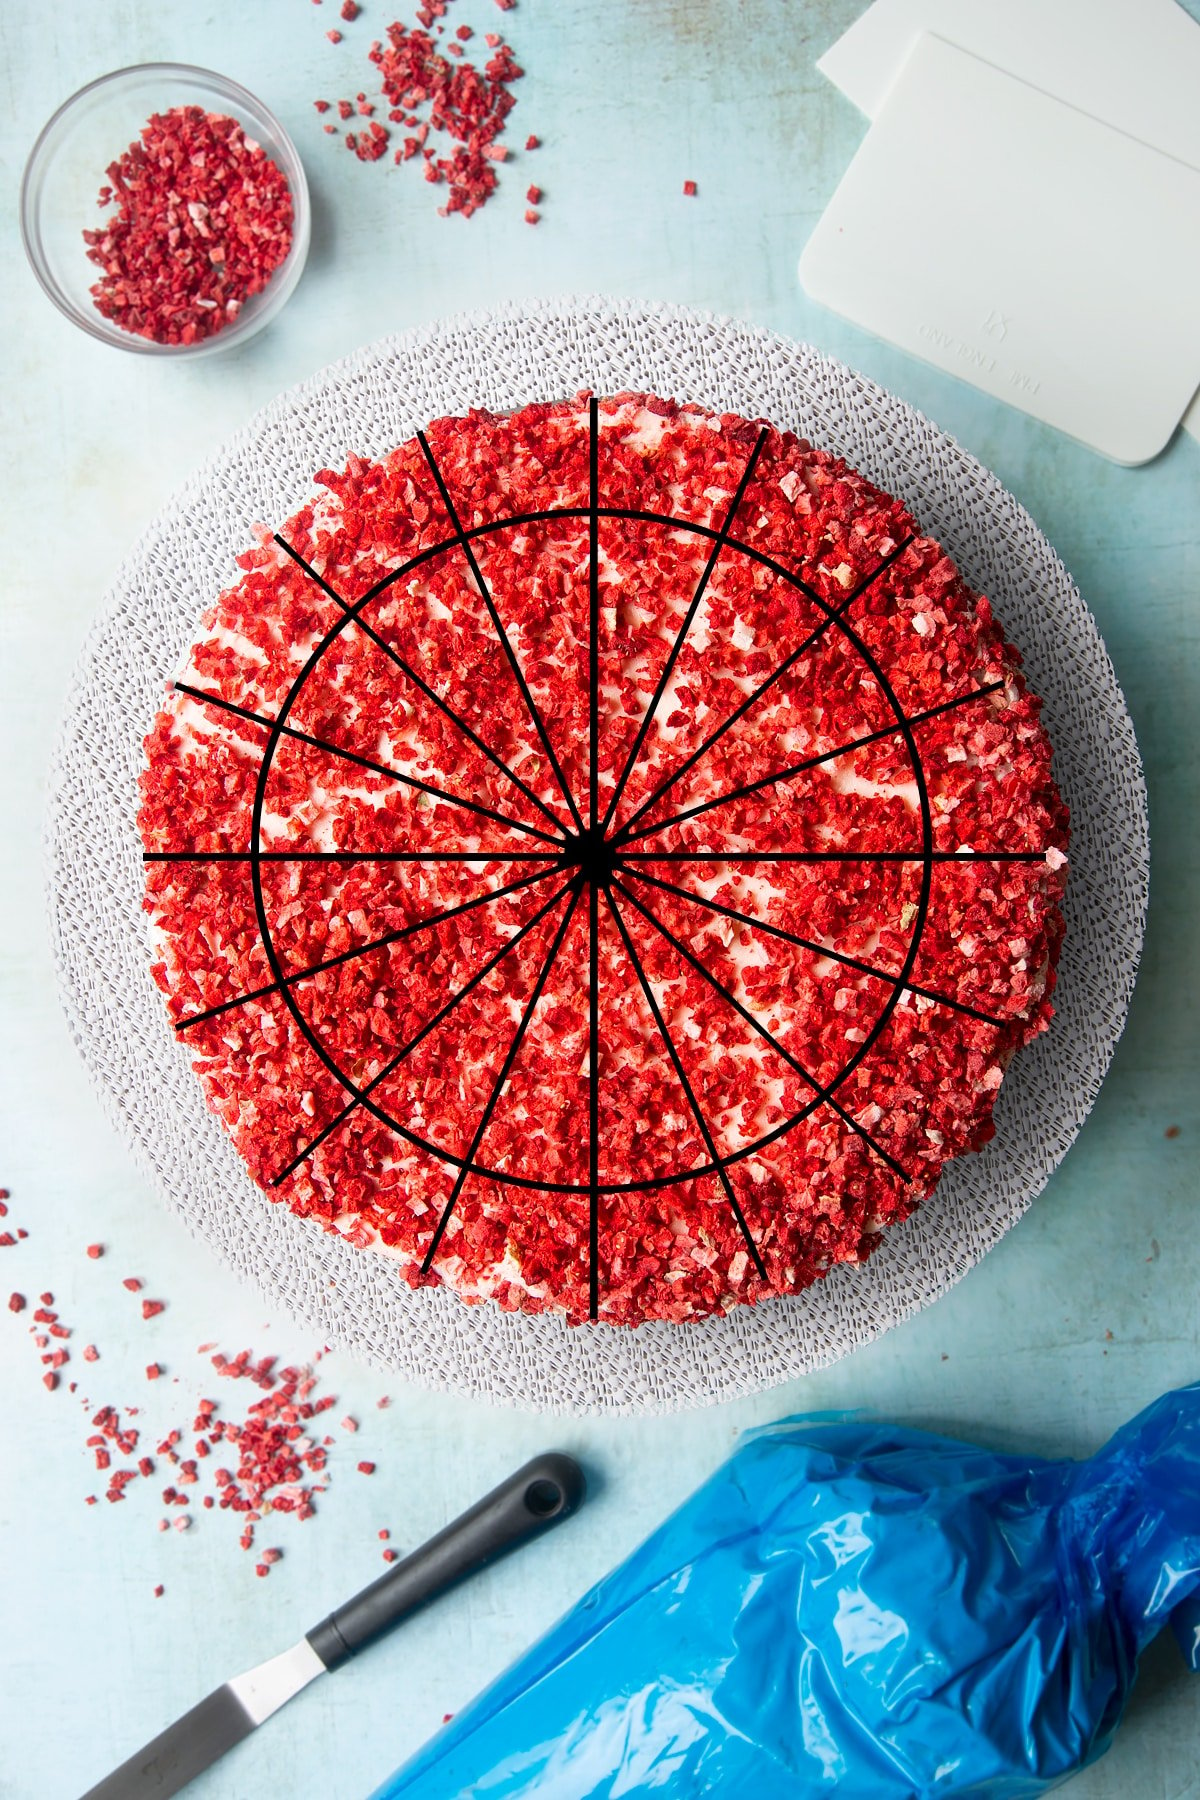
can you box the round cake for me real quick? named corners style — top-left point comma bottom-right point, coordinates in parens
top-left (139, 392), bottom-right (1069, 1327)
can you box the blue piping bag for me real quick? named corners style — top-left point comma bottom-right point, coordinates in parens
top-left (373, 1384), bottom-right (1200, 1798)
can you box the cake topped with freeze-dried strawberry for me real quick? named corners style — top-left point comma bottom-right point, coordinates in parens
top-left (140, 393), bottom-right (1068, 1325)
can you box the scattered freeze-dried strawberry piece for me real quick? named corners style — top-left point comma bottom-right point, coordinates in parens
top-left (313, 14), bottom-right (528, 220)
top-left (347, 121), bottom-right (390, 160)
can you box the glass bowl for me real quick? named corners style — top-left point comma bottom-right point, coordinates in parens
top-left (20, 63), bottom-right (310, 357)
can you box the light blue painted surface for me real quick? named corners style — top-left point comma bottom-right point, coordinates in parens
top-left (0, 4), bottom-right (1196, 1797)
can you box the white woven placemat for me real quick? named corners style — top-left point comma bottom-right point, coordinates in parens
top-left (45, 297), bottom-right (1148, 1415)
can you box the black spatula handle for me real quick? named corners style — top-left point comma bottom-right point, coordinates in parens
top-left (306, 1451), bottom-right (585, 1670)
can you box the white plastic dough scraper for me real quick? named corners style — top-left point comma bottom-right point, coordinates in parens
top-left (812, 0), bottom-right (1200, 450)
top-left (799, 31), bottom-right (1200, 463)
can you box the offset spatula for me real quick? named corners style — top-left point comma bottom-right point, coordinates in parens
top-left (80, 1451), bottom-right (585, 1800)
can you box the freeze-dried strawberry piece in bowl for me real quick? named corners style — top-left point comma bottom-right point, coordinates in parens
top-left (139, 393), bottom-right (1068, 1326)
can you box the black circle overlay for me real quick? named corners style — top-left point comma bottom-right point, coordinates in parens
top-left (243, 469), bottom-right (936, 1200)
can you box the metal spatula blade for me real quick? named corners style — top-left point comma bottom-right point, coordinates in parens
top-left (78, 1452), bottom-right (585, 1800)
top-left (79, 1640), bottom-right (325, 1799)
